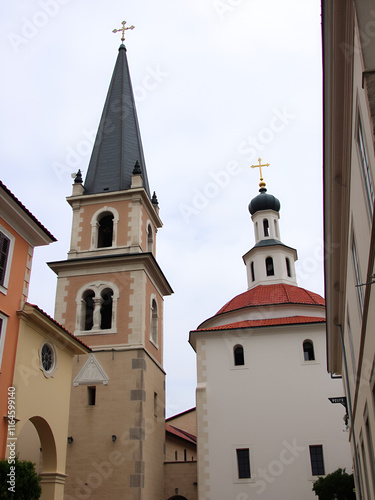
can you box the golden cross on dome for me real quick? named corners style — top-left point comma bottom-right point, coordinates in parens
top-left (250, 158), bottom-right (270, 188)
top-left (112, 20), bottom-right (135, 42)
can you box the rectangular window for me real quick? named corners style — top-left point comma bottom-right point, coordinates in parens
top-left (360, 436), bottom-right (371, 499)
top-left (357, 115), bottom-right (374, 218)
top-left (364, 411), bottom-right (375, 492)
top-left (237, 448), bottom-right (251, 479)
top-left (88, 386), bottom-right (96, 406)
top-left (154, 392), bottom-right (158, 416)
top-left (352, 236), bottom-right (364, 315)
top-left (0, 313), bottom-right (8, 369)
top-left (347, 316), bottom-right (357, 383)
top-left (309, 445), bottom-right (325, 476)
top-left (0, 232), bottom-right (10, 287)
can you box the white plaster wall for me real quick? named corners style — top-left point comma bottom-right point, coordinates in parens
top-left (196, 323), bottom-right (353, 500)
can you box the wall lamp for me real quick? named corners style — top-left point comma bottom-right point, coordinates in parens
top-left (67, 437), bottom-right (74, 444)
top-left (112, 435), bottom-right (117, 442)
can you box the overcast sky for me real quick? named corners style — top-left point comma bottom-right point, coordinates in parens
top-left (1, 0), bottom-right (323, 417)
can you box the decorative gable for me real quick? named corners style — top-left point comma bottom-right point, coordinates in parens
top-left (73, 354), bottom-right (109, 386)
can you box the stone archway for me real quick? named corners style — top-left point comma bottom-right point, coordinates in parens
top-left (168, 496), bottom-right (189, 500)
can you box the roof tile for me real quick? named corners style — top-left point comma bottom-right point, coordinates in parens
top-left (194, 315), bottom-right (326, 332)
top-left (216, 284), bottom-right (324, 315)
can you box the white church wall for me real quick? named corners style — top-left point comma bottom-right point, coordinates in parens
top-left (196, 323), bottom-right (353, 500)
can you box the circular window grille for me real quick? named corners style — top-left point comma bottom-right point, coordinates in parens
top-left (41, 343), bottom-right (54, 372)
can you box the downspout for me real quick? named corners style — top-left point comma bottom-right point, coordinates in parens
top-left (335, 322), bottom-right (362, 500)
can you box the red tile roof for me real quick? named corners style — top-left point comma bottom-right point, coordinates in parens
top-left (26, 303), bottom-right (91, 351)
top-left (0, 180), bottom-right (56, 241)
top-left (166, 423), bottom-right (197, 445)
top-left (194, 315), bottom-right (326, 332)
top-left (216, 284), bottom-right (325, 315)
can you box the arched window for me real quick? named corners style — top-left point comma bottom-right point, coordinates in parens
top-left (76, 282), bottom-right (119, 335)
top-left (100, 288), bottom-right (113, 330)
top-left (234, 345), bottom-right (245, 366)
top-left (147, 224), bottom-right (153, 252)
top-left (303, 340), bottom-right (315, 361)
top-left (151, 299), bottom-right (158, 344)
top-left (83, 290), bottom-right (95, 331)
top-left (286, 257), bottom-right (291, 277)
top-left (97, 213), bottom-right (114, 248)
top-left (263, 219), bottom-right (270, 237)
top-left (266, 257), bottom-right (274, 276)
top-left (251, 261), bottom-right (255, 282)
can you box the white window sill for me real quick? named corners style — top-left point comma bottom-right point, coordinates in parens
top-left (75, 328), bottom-right (117, 336)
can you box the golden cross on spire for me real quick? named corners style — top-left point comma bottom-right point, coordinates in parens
top-left (112, 20), bottom-right (135, 42)
top-left (250, 158), bottom-right (270, 188)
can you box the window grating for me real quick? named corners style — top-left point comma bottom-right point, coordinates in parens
top-left (309, 445), bottom-right (325, 475)
top-left (237, 448), bottom-right (251, 478)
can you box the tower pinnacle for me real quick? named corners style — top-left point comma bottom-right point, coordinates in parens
top-left (250, 158), bottom-right (270, 189)
top-left (84, 36), bottom-right (150, 196)
top-left (112, 20), bottom-right (135, 43)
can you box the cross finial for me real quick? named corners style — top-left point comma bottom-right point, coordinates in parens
top-left (250, 158), bottom-right (270, 188)
top-left (112, 20), bottom-right (135, 43)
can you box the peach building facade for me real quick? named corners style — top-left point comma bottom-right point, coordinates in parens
top-left (0, 181), bottom-right (90, 499)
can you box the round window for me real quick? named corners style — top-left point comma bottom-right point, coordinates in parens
top-left (41, 343), bottom-right (54, 372)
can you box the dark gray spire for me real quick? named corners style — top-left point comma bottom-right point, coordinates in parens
top-left (84, 44), bottom-right (150, 196)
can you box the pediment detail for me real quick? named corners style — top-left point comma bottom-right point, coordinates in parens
top-left (73, 355), bottom-right (109, 386)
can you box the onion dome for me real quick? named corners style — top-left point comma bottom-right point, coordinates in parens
top-left (248, 187), bottom-right (281, 215)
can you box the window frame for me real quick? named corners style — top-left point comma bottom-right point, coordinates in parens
top-left (233, 345), bottom-right (245, 367)
top-left (286, 257), bottom-right (291, 278)
top-left (97, 213), bottom-right (114, 248)
top-left (356, 112), bottom-right (374, 220)
top-left (147, 222), bottom-right (154, 253)
top-left (265, 256), bottom-right (275, 276)
top-left (352, 234), bottom-right (364, 316)
top-left (303, 340), bottom-right (315, 362)
top-left (0, 226), bottom-right (15, 295)
top-left (90, 207), bottom-right (119, 251)
top-left (39, 341), bottom-right (57, 378)
top-left (150, 296), bottom-right (159, 348)
top-left (263, 219), bottom-right (270, 237)
top-left (250, 261), bottom-right (255, 282)
top-left (88, 386), bottom-right (96, 406)
top-left (0, 312), bottom-right (9, 369)
top-left (232, 445), bottom-right (254, 483)
top-left (309, 444), bottom-right (325, 476)
top-left (75, 281), bottom-right (119, 336)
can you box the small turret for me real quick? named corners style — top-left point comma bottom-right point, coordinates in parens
top-left (243, 159), bottom-right (297, 289)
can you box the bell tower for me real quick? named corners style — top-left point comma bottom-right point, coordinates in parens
top-left (242, 159), bottom-right (298, 290)
top-left (49, 30), bottom-right (172, 500)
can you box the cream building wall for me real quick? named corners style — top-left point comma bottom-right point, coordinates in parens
top-left (323, 1), bottom-right (375, 497)
top-left (11, 303), bottom-right (89, 500)
top-left (64, 347), bottom-right (166, 500)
